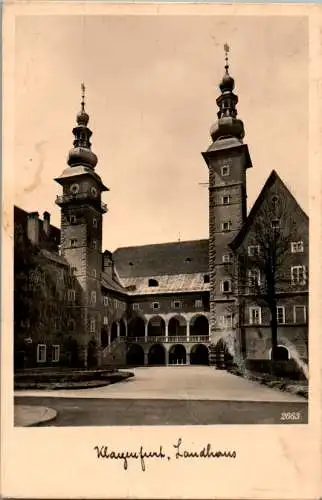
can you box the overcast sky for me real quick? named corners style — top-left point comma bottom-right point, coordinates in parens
top-left (14, 14), bottom-right (308, 252)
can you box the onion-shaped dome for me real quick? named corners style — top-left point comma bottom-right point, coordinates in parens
top-left (219, 71), bottom-right (235, 93)
top-left (67, 147), bottom-right (98, 169)
top-left (76, 109), bottom-right (89, 126)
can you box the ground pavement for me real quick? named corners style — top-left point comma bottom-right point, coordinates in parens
top-left (14, 366), bottom-right (308, 426)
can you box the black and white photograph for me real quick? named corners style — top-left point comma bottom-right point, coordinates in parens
top-left (2, 2), bottom-right (321, 499)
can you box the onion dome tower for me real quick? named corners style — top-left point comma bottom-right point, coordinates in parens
top-left (202, 45), bottom-right (252, 367)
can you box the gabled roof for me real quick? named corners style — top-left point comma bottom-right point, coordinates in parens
top-left (14, 206), bottom-right (61, 252)
top-left (230, 170), bottom-right (308, 250)
top-left (113, 239), bottom-right (209, 278)
top-left (101, 272), bottom-right (128, 295)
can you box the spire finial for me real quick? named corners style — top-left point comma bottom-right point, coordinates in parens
top-left (224, 43), bottom-right (230, 73)
top-left (81, 82), bottom-right (86, 112)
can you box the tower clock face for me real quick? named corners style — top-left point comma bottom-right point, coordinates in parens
top-left (90, 186), bottom-right (98, 197)
top-left (70, 183), bottom-right (79, 194)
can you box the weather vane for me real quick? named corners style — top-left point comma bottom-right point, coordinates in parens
top-left (81, 82), bottom-right (86, 111)
top-left (224, 43), bottom-right (230, 71)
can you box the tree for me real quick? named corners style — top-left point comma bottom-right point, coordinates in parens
top-left (231, 189), bottom-right (307, 362)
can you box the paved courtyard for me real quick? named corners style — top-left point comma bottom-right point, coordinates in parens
top-left (15, 366), bottom-right (308, 425)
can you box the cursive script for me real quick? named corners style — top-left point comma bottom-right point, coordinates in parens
top-left (94, 438), bottom-right (237, 471)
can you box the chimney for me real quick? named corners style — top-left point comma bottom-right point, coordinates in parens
top-left (27, 212), bottom-right (39, 245)
top-left (102, 250), bottom-right (114, 277)
top-left (43, 211), bottom-right (51, 235)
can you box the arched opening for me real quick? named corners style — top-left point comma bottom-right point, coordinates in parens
top-left (214, 338), bottom-right (234, 369)
top-left (128, 317), bottom-right (145, 338)
top-left (190, 315), bottom-right (209, 337)
top-left (126, 343), bottom-right (144, 366)
top-left (119, 319), bottom-right (126, 337)
top-left (190, 344), bottom-right (209, 365)
top-left (101, 328), bottom-right (109, 348)
top-left (87, 340), bottom-right (98, 369)
top-left (148, 344), bottom-right (166, 365)
top-left (269, 345), bottom-right (289, 361)
top-left (148, 316), bottom-right (165, 337)
top-left (169, 344), bottom-right (186, 365)
top-left (111, 322), bottom-right (118, 342)
top-left (148, 278), bottom-right (159, 287)
top-left (168, 315), bottom-right (186, 337)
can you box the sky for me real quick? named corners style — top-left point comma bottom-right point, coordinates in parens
top-left (14, 14), bottom-right (308, 252)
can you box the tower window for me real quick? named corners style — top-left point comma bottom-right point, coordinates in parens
top-left (92, 240), bottom-right (97, 249)
top-left (222, 253), bottom-right (233, 263)
top-left (203, 274), bottom-right (210, 284)
top-left (69, 215), bottom-right (77, 224)
top-left (222, 221), bottom-right (232, 232)
top-left (222, 195), bottom-right (230, 205)
top-left (93, 218), bottom-right (98, 228)
top-left (148, 278), bottom-right (159, 287)
top-left (70, 239), bottom-right (77, 247)
top-left (221, 165), bottom-right (230, 176)
top-left (221, 279), bottom-right (232, 293)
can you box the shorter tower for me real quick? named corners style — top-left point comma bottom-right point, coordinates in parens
top-left (55, 84), bottom-right (109, 367)
top-left (202, 46), bottom-right (252, 363)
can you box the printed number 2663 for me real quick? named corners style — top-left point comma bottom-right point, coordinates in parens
top-left (280, 412), bottom-right (301, 421)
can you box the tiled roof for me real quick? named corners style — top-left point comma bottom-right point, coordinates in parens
top-left (101, 272), bottom-right (128, 295)
top-left (119, 273), bottom-right (210, 296)
top-left (40, 248), bottom-right (69, 267)
top-left (113, 239), bottom-right (209, 278)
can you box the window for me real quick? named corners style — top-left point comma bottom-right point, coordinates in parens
top-left (70, 266), bottom-right (77, 274)
top-left (92, 240), bottom-right (97, 249)
top-left (222, 253), bottom-right (233, 263)
top-left (194, 299), bottom-right (203, 308)
top-left (221, 280), bottom-right (232, 293)
top-left (70, 239), bottom-right (77, 247)
top-left (133, 303), bottom-right (140, 310)
top-left (293, 305), bottom-right (306, 324)
top-left (222, 221), bottom-right (232, 232)
top-left (90, 291), bottom-right (97, 305)
top-left (185, 257), bottom-right (192, 263)
top-left (291, 266), bottom-right (306, 285)
top-left (220, 314), bottom-right (233, 328)
top-left (152, 302), bottom-right (160, 310)
top-left (221, 165), bottom-right (230, 176)
top-left (103, 316), bottom-right (108, 325)
top-left (148, 278), bottom-right (159, 287)
top-left (291, 241), bottom-right (304, 253)
top-left (92, 269), bottom-right (97, 278)
top-left (248, 245), bottom-right (260, 257)
top-left (69, 319), bottom-right (76, 331)
top-left (249, 307), bottom-right (261, 325)
top-left (90, 318), bottom-right (96, 333)
top-left (69, 215), bottom-right (77, 224)
top-left (222, 195), bottom-right (230, 205)
top-left (103, 296), bottom-right (108, 306)
top-left (203, 274), bottom-right (210, 284)
top-left (67, 289), bottom-right (76, 302)
top-left (172, 301), bottom-right (182, 309)
top-left (93, 218), bottom-right (98, 228)
top-left (248, 269), bottom-right (261, 287)
top-left (37, 344), bottom-right (46, 363)
top-left (271, 219), bottom-right (280, 230)
top-left (277, 306), bottom-right (285, 324)
top-left (52, 345), bottom-right (60, 363)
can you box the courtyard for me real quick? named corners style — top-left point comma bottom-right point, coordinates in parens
top-left (15, 366), bottom-right (308, 425)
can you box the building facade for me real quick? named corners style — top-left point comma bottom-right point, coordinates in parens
top-left (14, 55), bottom-right (309, 372)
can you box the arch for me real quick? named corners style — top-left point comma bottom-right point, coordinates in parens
top-left (269, 345), bottom-right (289, 361)
top-left (169, 344), bottom-right (186, 365)
top-left (128, 316), bottom-right (145, 338)
top-left (148, 316), bottom-right (165, 337)
top-left (190, 344), bottom-right (209, 365)
top-left (148, 344), bottom-right (166, 365)
top-left (190, 315), bottom-right (209, 336)
top-left (126, 343), bottom-right (145, 366)
top-left (214, 338), bottom-right (234, 368)
top-left (168, 315), bottom-right (186, 337)
top-left (119, 319), bottom-right (126, 337)
top-left (111, 321), bottom-right (118, 342)
top-left (101, 327), bottom-right (109, 348)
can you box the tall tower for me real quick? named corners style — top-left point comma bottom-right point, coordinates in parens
top-left (202, 45), bottom-right (252, 364)
top-left (55, 84), bottom-right (109, 368)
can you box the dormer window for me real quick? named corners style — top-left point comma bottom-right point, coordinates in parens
top-left (203, 274), bottom-right (210, 284)
top-left (221, 165), bottom-right (230, 176)
top-left (148, 278), bottom-right (159, 287)
top-left (185, 257), bottom-right (192, 263)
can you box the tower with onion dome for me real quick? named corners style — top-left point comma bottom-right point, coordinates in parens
top-left (202, 45), bottom-right (252, 365)
top-left (55, 84), bottom-right (109, 368)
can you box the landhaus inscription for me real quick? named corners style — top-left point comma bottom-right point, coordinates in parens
top-left (94, 438), bottom-right (237, 471)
